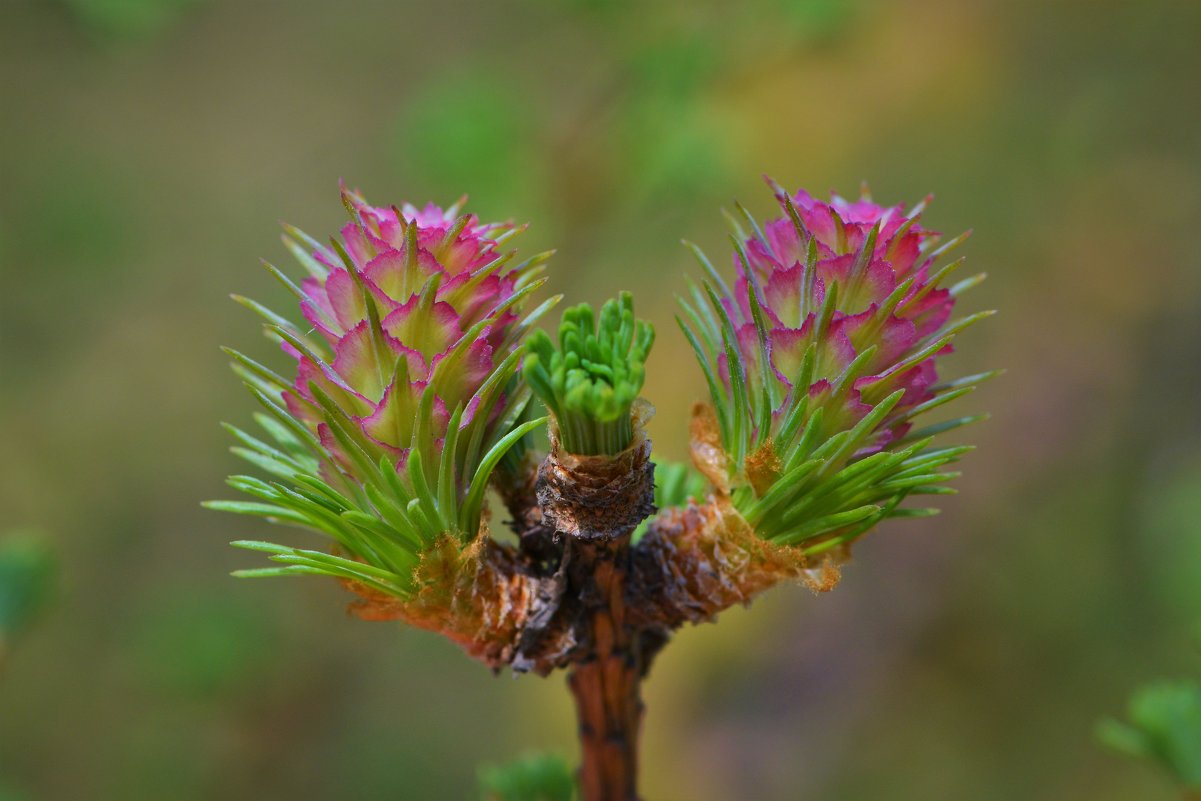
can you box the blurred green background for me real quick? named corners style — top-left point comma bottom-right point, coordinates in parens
top-left (2, 0), bottom-right (1199, 799)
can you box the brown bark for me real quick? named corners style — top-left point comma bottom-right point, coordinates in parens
top-left (343, 534), bottom-right (549, 669)
top-left (534, 415), bottom-right (656, 542)
top-left (566, 536), bottom-right (644, 801)
top-left (533, 420), bottom-right (655, 801)
top-left (629, 498), bottom-right (843, 632)
top-left (494, 452), bottom-right (562, 570)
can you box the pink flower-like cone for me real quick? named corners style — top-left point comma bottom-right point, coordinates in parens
top-left (679, 180), bottom-right (995, 549)
top-left (212, 187), bottom-right (555, 597)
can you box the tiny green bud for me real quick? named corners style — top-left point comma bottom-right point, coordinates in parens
top-left (525, 292), bottom-right (655, 456)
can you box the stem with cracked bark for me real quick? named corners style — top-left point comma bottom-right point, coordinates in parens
top-left (566, 535), bottom-right (644, 801)
top-left (532, 420), bottom-right (657, 801)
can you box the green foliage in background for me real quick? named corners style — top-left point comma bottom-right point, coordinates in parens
top-left (0, 780), bottom-right (30, 801)
top-left (61, 0), bottom-right (203, 42)
top-left (478, 752), bottom-right (576, 801)
top-left (4, 0), bottom-right (1201, 799)
top-left (126, 590), bottom-right (275, 697)
top-left (0, 534), bottom-right (54, 801)
top-left (1099, 680), bottom-right (1201, 792)
top-left (0, 532), bottom-right (55, 652)
top-left (393, 75), bottom-right (542, 218)
top-left (1142, 459), bottom-right (1201, 639)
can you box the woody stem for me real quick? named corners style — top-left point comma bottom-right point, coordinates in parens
top-left (566, 534), bottom-right (644, 801)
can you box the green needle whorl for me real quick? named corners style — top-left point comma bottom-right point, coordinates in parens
top-left (524, 292), bottom-right (655, 456)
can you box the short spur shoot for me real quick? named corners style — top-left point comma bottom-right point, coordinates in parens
top-left (524, 292), bottom-right (655, 457)
top-left (209, 178), bottom-right (995, 801)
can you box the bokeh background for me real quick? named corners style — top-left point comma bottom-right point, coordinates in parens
top-left (2, 0), bottom-right (1200, 799)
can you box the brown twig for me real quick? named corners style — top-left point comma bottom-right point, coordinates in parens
top-left (566, 535), bottom-right (644, 801)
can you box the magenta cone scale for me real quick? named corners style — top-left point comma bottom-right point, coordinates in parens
top-left (283, 193), bottom-right (532, 472)
top-left (209, 187), bottom-right (557, 597)
top-left (679, 180), bottom-right (995, 549)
